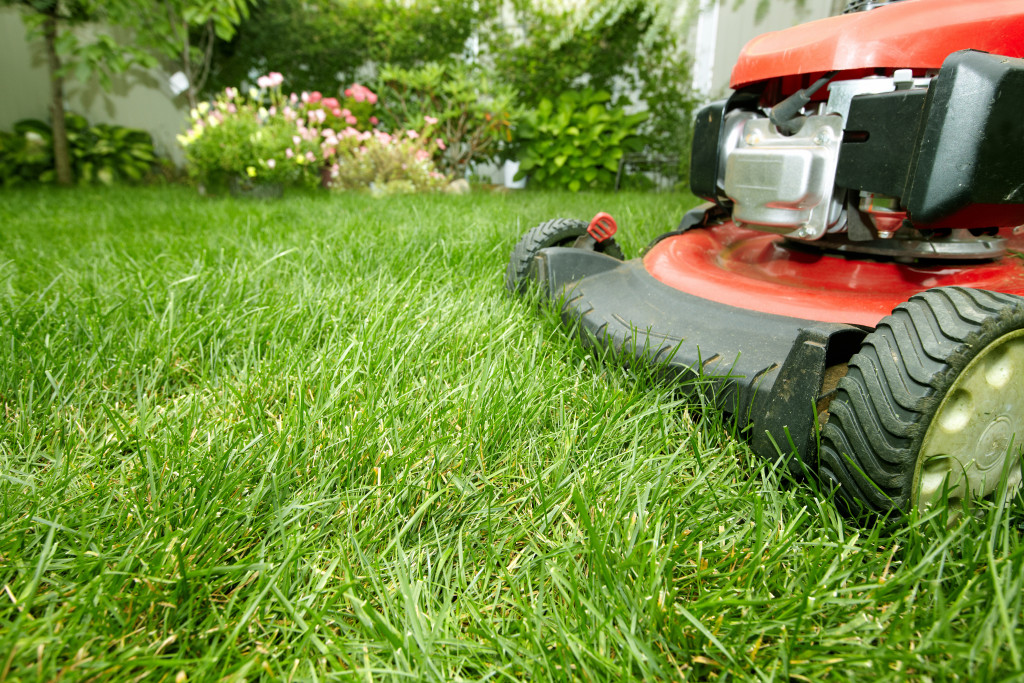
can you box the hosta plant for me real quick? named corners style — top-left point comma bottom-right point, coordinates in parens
top-left (0, 115), bottom-right (156, 186)
top-left (514, 89), bottom-right (647, 192)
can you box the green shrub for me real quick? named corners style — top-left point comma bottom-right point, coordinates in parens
top-left (374, 62), bottom-right (521, 178)
top-left (0, 115), bottom-right (156, 186)
top-left (486, 3), bottom-right (694, 183)
top-left (179, 81), bottom-right (317, 189)
top-left (0, 120), bottom-right (54, 186)
top-left (514, 89), bottom-right (647, 192)
top-left (207, 0), bottom-right (492, 96)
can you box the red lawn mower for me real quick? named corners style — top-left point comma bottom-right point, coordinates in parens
top-left (507, 0), bottom-right (1024, 517)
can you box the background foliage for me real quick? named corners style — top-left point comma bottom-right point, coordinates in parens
top-left (515, 89), bottom-right (647, 191)
top-left (0, 114), bottom-right (156, 186)
top-left (375, 62), bottom-right (520, 178)
top-left (491, 3), bottom-right (695, 185)
top-left (206, 0), bottom-right (493, 96)
top-left (200, 0), bottom-right (695, 188)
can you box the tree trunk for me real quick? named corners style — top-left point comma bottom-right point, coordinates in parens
top-left (43, 12), bottom-right (72, 186)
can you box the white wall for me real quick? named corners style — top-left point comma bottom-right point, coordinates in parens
top-left (0, 7), bottom-right (187, 165)
top-left (695, 0), bottom-right (842, 100)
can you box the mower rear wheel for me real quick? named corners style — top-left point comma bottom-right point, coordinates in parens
top-left (505, 218), bottom-right (624, 294)
top-left (819, 286), bottom-right (1024, 516)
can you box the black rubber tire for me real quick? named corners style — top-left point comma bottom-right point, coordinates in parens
top-left (819, 286), bottom-right (1024, 515)
top-left (505, 218), bottom-right (625, 294)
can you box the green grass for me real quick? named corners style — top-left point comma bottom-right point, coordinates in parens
top-left (1, 186), bottom-right (1023, 681)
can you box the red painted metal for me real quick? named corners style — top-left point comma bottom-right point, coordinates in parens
top-left (643, 222), bottom-right (1024, 327)
top-left (588, 212), bottom-right (618, 242)
top-left (731, 0), bottom-right (1024, 89)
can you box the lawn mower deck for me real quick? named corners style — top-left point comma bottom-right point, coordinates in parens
top-left (532, 214), bottom-right (1024, 479)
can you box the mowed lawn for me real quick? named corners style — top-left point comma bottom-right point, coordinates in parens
top-left (1, 186), bottom-right (1022, 681)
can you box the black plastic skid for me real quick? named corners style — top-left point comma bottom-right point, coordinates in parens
top-left (534, 246), bottom-right (867, 471)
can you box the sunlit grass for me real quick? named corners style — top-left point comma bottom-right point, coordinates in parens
top-left (1, 186), bottom-right (1022, 681)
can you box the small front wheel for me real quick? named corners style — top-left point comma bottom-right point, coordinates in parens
top-left (505, 218), bottom-right (624, 294)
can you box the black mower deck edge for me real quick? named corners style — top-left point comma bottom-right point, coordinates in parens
top-left (534, 246), bottom-right (868, 472)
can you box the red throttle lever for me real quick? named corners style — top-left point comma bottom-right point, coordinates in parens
top-left (587, 212), bottom-right (618, 242)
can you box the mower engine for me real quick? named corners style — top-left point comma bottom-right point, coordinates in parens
top-left (692, 49), bottom-right (1024, 260)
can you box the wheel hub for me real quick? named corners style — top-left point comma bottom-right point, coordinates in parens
top-left (915, 329), bottom-right (1024, 510)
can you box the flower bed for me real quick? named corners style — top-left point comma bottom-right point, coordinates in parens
top-left (178, 73), bottom-right (448, 195)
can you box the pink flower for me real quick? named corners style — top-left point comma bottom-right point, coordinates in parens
top-left (310, 109), bottom-right (327, 124)
top-left (345, 115), bottom-right (358, 125)
top-left (340, 108), bottom-right (351, 117)
top-left (268, 72), bottom-right (284, 87)
top-left (309, 91), bottom-right (322, 104)
top-left (406, 130), bottom-right (419, 139)
top-left (424, 115), bottom-right (438, 125)
top-left (369, 116), bottom-right (379, 125)
top-left (305, 151), bottom-right (316, 163)
top-left (290, 93), bottom-right (298, 104)
top-left (322, 147), bottom-right (336, 159)
top-left (286, 148), bottom-right (294, 159)
top-left (257, 75), bottom-right (272, 89)
top-left (227, 104), bottom-right (237, 114)
top-left (266, 159), bottom-right (276, 169)
top-left (322, 97), bottom-right (339, 110)
top-left (345, 83), bottom-right (378, 105)
top-left (301, 92), bottom-right (310, 103)
top-left (332, 108), bottom-right (343, 118)
top-left (415, 150), bottom-right (430, 162)
top-left (293, 135), bottom-right (301, 145)
top-left (436, 138), bottom-right (446, 150)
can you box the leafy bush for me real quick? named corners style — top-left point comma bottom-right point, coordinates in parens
top-left (0, 121), bottom-right (53, 186)
top-left (207, 0), bottom-right (492, 96)
top-left (0, 115), bottom-right (156, 186)
top-left (374, 62), bottom-right (520, 178)
top-left (180, 73), bottom-right (446, 192)
top-left (514, 89), bottom-right (647, 192)
top-left (487, 4), bottom-right (650, 108)
top-left (487, 3), bottom-right (694, 181)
